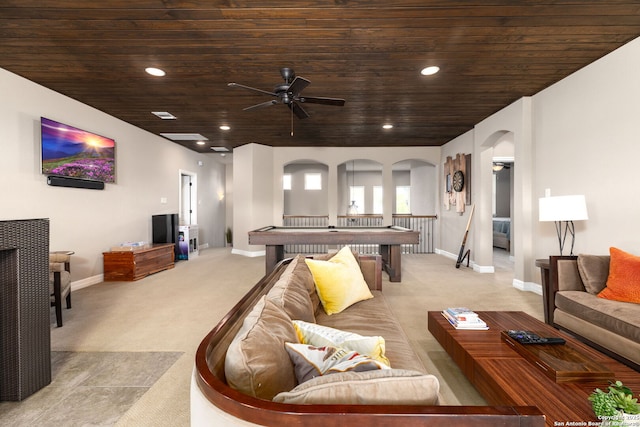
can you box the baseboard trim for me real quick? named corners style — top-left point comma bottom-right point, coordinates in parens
top-left (435, 248), bottom-right (495, 273)
top-left (473, 264), bottom-right (495, 273)
top-left (71, 274), bottom-right (104, 291)
top-left (231, 248), bottom-right (265, 257)
top-left (436, 248), bottom-right (459, 261)
top-left (513, 279), bottom-right (542, 295)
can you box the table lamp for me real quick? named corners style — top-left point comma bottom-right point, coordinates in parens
top-left (539, 195), bottom-right (588, 256)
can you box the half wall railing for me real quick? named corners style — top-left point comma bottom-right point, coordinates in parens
top-left (282, 214), bottom-right (436, 255)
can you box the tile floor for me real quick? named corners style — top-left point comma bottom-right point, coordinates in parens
top-left (0, 351), bottom-right (182, 426)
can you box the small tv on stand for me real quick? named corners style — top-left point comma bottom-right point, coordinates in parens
top-left (152, 214), bottom-right (180, 259)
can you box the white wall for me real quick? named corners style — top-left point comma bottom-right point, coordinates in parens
top-left (0, 68), bottom-right (226, 285)
top-left (533, 36), bottom-right (640, 257)
top-left (283, 162), bottom-right (329, 215)
top-left (494, 168), bottom-right (511, 218)
top-left (232, 143), bottom-right (274, 255)
top-left (437, 36), bottom-right (640, 291)
top-left (409, 162), bottom-right (437, 215)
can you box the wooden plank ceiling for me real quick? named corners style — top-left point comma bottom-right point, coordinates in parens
top-left (1, 1), bottom-right (639, 153)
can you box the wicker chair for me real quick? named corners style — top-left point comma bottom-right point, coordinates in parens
top-left (50, 252), bottom-right (72, 327)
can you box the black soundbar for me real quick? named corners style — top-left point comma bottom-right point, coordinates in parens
top-left (47, 175), bottom-right (105, 190)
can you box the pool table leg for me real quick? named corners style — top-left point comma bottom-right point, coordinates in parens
top-left (379, 244), bottom-right (402, 282)
top-left (264, 245), bottom-right (285, 274)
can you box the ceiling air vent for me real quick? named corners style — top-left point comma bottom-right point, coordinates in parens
top-left (160, 133), bottom-right (208, 141)
top-left (152, 111), bottom-right (177, 120)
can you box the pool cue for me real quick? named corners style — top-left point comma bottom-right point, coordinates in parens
top-left (456, 204), bottom-right (475, 268)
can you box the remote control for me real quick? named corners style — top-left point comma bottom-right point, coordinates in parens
top-left (506, 330), bottom-right (566, 345)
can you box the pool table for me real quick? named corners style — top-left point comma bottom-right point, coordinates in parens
top-left (248, 225), bottom-right (419, 282)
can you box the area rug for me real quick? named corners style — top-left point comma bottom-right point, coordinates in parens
top-left (0, 351), bottom-right (183, 426)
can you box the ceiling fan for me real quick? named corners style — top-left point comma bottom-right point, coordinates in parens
top-left (493, 162), bottom-right (512, 172)
top-left (228, 68), bottom-right (345, 120)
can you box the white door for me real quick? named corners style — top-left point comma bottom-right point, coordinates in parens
top-left (179, 170), bottom-right (197, 225)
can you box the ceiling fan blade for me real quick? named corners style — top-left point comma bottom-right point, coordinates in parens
top-left (288, 101), bottom-right (309, 119)
top-left (287, 76), bottom-right (310, 96)
top-left (228, 82), bottom-right (277, 97)
top-left (243, 100), bottom-right (278, 111)
top-left (297, 96), bottom-right (345, 106)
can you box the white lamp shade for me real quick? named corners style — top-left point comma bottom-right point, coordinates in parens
top-left (539, 195), bottom-right (588, 222)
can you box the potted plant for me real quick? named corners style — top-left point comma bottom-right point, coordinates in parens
top-left (589, 381), bottom-right (640, 427)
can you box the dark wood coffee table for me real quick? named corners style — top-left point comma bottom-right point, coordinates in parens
top-left (428, 311), bottom-right (640, 427)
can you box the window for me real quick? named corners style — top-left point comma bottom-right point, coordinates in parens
top-left (304, 173), bottom-right (322, 190)
top-left (373, 186), bottom-right (383, 214)
top-left (349, 186), bottom-right (365, 214)
top-left (395, 186), bottom-right (411, 214)
top-left (283, 174), bottom-right (292, 190)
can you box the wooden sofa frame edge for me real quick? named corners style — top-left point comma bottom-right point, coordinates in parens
top-left (194, 256), bottom-right (545, 427)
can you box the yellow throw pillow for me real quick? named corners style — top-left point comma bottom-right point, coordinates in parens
top-left (305, 246), bottom-right (373, 315)
top-left (598, 247), bottom-right (640, 304)
top-left (292, 320), bottom-right (389, 366)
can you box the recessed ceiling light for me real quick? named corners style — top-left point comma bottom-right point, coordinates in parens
top-left (151, 111), bottom-right (176, 120)
top-left (196, 141), bottom-right (206, 146)
top-left (211, 147), bottom-right (229, 152)
top-left (145, 67), bottom-right (166, 77)
top-left (420, 66), bottom-right (440, 76)
top-left (382, 124), bottom-right (394, 129)
top-left (219, 125), bottom-right (230, 131)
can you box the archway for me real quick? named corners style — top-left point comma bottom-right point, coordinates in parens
top-left (282, 160), bottom-right (329, 225)
top-left (491, 134), bottom-right (515, 272)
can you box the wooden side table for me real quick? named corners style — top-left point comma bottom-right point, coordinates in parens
top-left (536, 256), bottom-right (578, 325)
top-left (535, 258), bottom-right (551, 324)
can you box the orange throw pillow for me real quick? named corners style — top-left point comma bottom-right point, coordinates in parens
top-left (597, 247), bottom-right (640, 304)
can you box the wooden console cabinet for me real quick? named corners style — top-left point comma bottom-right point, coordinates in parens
top-left (103, 243), bottom-right (175, 281)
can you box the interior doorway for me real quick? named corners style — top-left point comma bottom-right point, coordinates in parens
top-left (492, 136), bottom-right (514, 272)
top-left (179, 170), bottom-right (197, 225)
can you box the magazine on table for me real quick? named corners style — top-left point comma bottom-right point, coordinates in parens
top-left (445, 307), bottom-right (479, 321)
top-left (442, 309), bottom-right (489, 330)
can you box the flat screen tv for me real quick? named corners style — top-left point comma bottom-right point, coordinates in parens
top-left (41, 117), bottom-right (116, 183)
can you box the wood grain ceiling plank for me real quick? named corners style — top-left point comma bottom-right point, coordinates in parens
top-left (1, 1), bottom-right (638, 151)
top-left (2, 3), bottom-right (639, 19)
top-left (2, 13), bottom-right (639, 32)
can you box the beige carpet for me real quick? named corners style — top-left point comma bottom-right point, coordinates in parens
top-left (2, 247), bottom-right (542, 426)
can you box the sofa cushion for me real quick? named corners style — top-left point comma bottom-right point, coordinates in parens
top-left (305, 246), bottom-right (373, 315)
top-left (292, 320), bottom-right (389, 365)
top-left (316, 290), bottom-right (427, 373)
top-left (555, 291), bottom-right (640, 343)
top-left (285, 343), bottom-right (388, 383)
top-left (577, 254), bottom-right (610, 295)
top-left (272, 369), bottom-right (440, 405)
top-left (598, 247), bottom-right (640, 304)
top-left (556, 259), bottom-right (585, 292)
top-left (224, 296), bottom-right (298, 400)
top-left (267, 256), bottom-right (315, 323)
